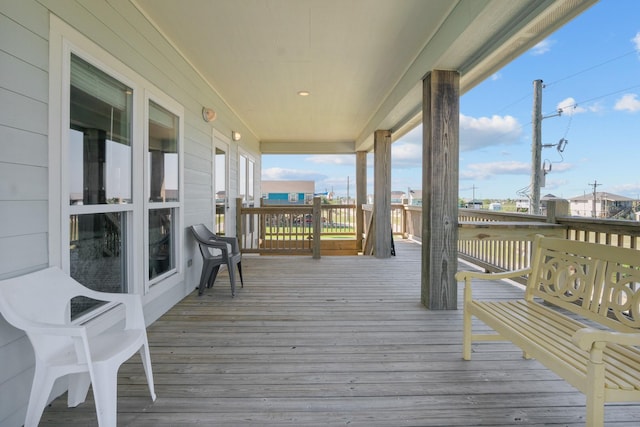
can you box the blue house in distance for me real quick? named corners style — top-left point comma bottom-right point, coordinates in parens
top-left (262, 180), bottom-right (316, 205)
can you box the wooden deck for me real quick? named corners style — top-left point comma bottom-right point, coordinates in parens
top-left (41, 240), bottom-right (640, 426)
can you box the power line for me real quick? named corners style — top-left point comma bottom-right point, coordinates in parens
top-left (494, 48), bottom-right (638, 117)
top-left (542, 83), bottom-right (640, 117)
top-left (544, 49), bottom-right (637, 88)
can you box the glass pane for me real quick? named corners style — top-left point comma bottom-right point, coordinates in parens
top-left (248, 159), bottom-right (254, 201)
top-left (70, 212), bottom-right (126, 319)
top-left (215, 147), bottom-right (226, 235)
top-left (148, 101), bottom-right (179, 203)
top-left (149, 208), bottom-right (175, 280)
top-left (69, 54), bottom-right (132, 205)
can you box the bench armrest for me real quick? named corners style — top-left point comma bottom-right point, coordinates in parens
top-left (455, 268), bottom-right (531, 283)
top-left (458, 268), bottom-right (531, 303)
top-left (572, 327), bottom-right (640, 351)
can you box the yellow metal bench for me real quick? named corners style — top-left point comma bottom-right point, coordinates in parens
top-left (456, 235), bottom-right (640, 427)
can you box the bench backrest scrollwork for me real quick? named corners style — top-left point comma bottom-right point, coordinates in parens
top-left (526, 235), bottom-right (640, 333)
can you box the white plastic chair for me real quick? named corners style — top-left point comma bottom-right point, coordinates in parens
top-left (0, 267), bottom-right (156, 427)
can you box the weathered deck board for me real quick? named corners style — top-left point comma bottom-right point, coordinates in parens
top-left (39, 240), bottom-right (640, 426)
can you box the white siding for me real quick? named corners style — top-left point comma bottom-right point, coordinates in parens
top-left (0, 1), bottom-right (261, 425)
top-left (0, 2), bottom-right (50, 424)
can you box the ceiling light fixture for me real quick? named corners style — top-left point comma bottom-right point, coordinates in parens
top-left (231, 131), bottom-right (241, 141)
top-left (297, 90), bottom-right (310, 96)
top-left (202, 107), bottom-right (217, 122)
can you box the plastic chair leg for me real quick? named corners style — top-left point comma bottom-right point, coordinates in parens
top-left (208, 265), bottom-right (220, 288)
top-left (227, 261), bottom-right (236, 297)
top-left (24, 366), bottom-right (56, 427)
top-left (139, 343), bottom-right (157, 401)
top-left (237, 262), bottom-right (244, 288)
top-left (67, 372), bottom-right (91, 407)
top-left (91, 364), bottom-right (118, 427)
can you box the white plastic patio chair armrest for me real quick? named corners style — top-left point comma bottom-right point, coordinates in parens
top-left (572, 328), bottom-right (640, 351)
top-left (27, 322), bottom-right (93, 364)
top-left (72, 289), bottom-right (146, 330)
top-left (27, 321), bottom-right (87, 338)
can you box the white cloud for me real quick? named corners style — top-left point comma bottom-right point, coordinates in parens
top-left (491, 73), bottom-right (502, 81)
top-left (460, 161), bottom-right (530, 180)
top-left (262, 167), bottom-right (327, 181)
top-left (556, 97), bottom-right (586, 115)
top-left (614, 93), bottom-right (640, 112)
top-left (530, 39), bottom-right (554, 56)
top-left (459, 114), bottom-right (523, 151)
top-left (304, 154), bottom-right (355, 166)
top-left (610, 182), bottom-right (640, 198)
top-left (633, 32), bottom-right (640, 52)
top-left (392, 142), bottom-right (421, 168)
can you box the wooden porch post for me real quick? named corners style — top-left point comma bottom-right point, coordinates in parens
top-left (356, 151), bottom-right (367, 252)
top-left (374, 130), bottom-right (392, 258)
top-left (421, 70), bottom-right (460, 310)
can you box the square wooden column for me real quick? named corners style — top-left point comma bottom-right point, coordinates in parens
top-left (356, 151), bottom-right (367, 252)
top-left (421, 70), bottom-right (460, 310)
top-left (374, 130), bottom-right (392, 258)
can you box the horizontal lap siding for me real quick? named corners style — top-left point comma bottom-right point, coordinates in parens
top-left (0, 3), bottom-right (51, 425)
top-left (1, 0), bottom-right (261, 424)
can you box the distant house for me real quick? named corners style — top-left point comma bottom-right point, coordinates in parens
top-left (408, 189), bottom-right (422, 206)
top-left (569, 192), bottom-right (634, 218)
top-left (465, 199), bottom-right (484, 209)
top-left (262, 180), bottom-right (315, 205)
top-left (391, 190), bottom-right (406, 204)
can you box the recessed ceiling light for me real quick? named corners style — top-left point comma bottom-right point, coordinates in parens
top-left (297, 90), bottom-right (310, 96)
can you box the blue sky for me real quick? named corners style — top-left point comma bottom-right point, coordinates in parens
top-left (262, 0), bottom-right (640, 201)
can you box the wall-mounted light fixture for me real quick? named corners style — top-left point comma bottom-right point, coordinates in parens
top-left (231, 131), bottom-right (241, 141)
top-left (202, 107), bottom-right (217, 122)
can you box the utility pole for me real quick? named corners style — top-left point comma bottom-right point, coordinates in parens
top-left (588, 180), bottom-right (601, 218)
top-left (530, 79), bottom-right (543, 215)
top-left (530, 79), bottom-right (563, 215)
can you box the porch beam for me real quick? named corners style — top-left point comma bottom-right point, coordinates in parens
top-left (260, 140), bottom-right (355, 154)
top-left (356, 151), bottom-right (367, 252)
top-left (374, 130), bottom-right (392, 258)
top-left (421, 70), bottom-right (460, 310)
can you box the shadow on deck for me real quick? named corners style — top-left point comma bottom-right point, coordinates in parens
top-left (40, 240), bottom-right (640, 426)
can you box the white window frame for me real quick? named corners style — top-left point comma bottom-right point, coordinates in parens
top-left (144, 91), bottom-right (184, 291)
top-left (238, 149), bottom-right (256, 205)
top-left (212, 129), bottom-right (230, 234)
top-left (49, 16), bottom-right (184, 306)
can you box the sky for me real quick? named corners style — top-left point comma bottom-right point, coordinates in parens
top-left (262, 0), bottom-right (640, 201)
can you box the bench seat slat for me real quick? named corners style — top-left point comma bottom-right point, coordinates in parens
top-left (470, 300), bottom-right (640, 392)
top-left (470, 301), bottom-right (590, 391)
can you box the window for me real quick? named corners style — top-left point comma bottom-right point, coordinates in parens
top-left (147, 100), bottom-right (180, 282)
top-left (69, 54), bottom-right (133, 317)
top-left (239, 153), bottom-right (255, 204)
top-left (51, 17), bottom-right (184, 319)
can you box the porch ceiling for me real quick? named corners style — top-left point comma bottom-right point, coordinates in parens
top-left (133, 0), bottom-right (596, 153)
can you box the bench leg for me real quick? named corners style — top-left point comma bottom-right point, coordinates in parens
top-left (585, 351), bottom-right (606, 427)
top-left (463, 306), bottom-right (472, 360)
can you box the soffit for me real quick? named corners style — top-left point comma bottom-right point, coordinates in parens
top-left (133, 0), bottom-right (597, 153)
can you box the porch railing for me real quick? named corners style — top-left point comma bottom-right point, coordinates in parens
top-left (404, 199), bottom-right (640, 284)
top-left (236, 198), bottom-right (359, 256)
top-left (236, 198), bottom-right (639, 268)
